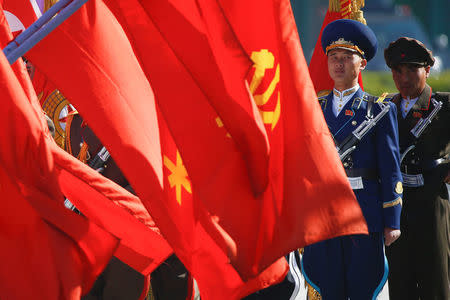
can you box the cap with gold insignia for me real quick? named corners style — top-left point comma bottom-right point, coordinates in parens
top-left (321, 19), bottom-right (378, 61)
top-left (384, 37), bottom-right (435, 68)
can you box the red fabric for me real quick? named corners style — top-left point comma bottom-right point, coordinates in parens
top-left (219, 0), bottom-right (368, 270)
top-left (104, 0), bottom-right (289, 294)
top-left (0, 49), bottom-right (118, 300)
top-left (31, 68), bottom-right (58, 105)
top-left (109, 0), bottom-right (365, 295)
top-left (112, 0), bottom-right (270, 195)
top-left (2, 0), bottom-right (39, 35)
top-left (27, 0), bottom-right (367, 298)
top-left (308, 10), bottom-right (364, 93)
top-left (0, 5), bottom-right (171, 276)
top-left (28, 1), bottom-right (287, 298)
top-left (53, 146), bottom-right (172, 275)
top-left (159, 108), bottom-right (288, 299)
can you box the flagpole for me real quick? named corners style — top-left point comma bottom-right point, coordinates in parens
top-left (3, 0), bottom-right (89, 65)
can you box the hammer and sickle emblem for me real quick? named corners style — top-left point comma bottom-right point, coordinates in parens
top-left (249, 49), bottom-right (281, 130)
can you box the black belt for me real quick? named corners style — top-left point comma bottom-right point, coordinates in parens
top-left (402, 157), bottom-right (449, 174)
top-left (345, 168), bottom-right (378, 180)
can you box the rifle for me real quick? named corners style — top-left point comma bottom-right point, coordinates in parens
top-left (336, 102), bottom-right (391, 162)
top-left (88, 146), bottom-right (111, 172)
top-left (400, 98), bottom-right (443, 164)
top-left (65, 146), bottom-right (111, 214)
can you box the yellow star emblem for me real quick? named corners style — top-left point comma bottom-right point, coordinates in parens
top-left (215, 117), bottom-right (231, 138)
top-left (163, 151), bottom-right (192, 205)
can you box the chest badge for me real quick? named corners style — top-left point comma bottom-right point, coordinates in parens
top-left (345, 110), bottom-right (354, 116)
top-left (412, 111), bottom-right (422, 118)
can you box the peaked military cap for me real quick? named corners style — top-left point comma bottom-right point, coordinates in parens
top-left (384, 37), bottom-right (435, 68)
top-left (321, 19), bottom-right (377, 61)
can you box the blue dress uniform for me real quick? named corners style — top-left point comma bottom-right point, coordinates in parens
top-left (301, 20), bottom-right (403, 300)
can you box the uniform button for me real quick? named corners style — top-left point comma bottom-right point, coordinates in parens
top-left (352, 121), bottom-right (357, 126)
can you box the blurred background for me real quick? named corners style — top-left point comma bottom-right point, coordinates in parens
top-left (291, 0), bottom-right (450, 95)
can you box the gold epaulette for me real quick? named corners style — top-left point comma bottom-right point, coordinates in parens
top-left (376, 92), bottom-right (389, 103)
top-left (317, 90), bottom-right (331, 98)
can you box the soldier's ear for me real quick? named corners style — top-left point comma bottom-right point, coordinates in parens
top-left (359, 58), bottom-right (367, 71)
top-left (424, 65), bottom-right (431, 78)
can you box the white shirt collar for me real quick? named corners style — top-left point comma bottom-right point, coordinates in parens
top-left (332, 84), bottom-right (360, 117)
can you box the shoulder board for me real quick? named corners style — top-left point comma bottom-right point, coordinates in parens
top-left (362, 93), bottom-right (377, 102)
top-left (386, 93), bottom-right (397, 99)
top-left (364, 92), bottom-right (390, 103)
top-left (318, 96), bottom-right (327, 109)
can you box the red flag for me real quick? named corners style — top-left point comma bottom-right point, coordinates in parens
top-left (28, 1), bottom-right (287, 298)
top-left (113, 0), bottom-right (270, 196)
top-left (27, 0), bottom-right (366, 298)
top-left (107, 0), bottom-right (365, 291)
top-left (26, 0), bottom-right (175, 275)
top-left (158, 109), bottom-right (288, 299)
top-left (218, 0), bottom-right (368, 265)
top-left (0, 5), bottom-right (171, 276)
top-left (2, 0), bottom-right (41, 36)
top-left (0, 49), bottom-right (118, 300)
top-left (309, 0), bottom-right (364, 94)
top-left (105, 0), bottom-right (289, 289)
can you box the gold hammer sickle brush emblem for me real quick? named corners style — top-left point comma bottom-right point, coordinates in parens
top-left (249, 49), bottom-right (281, 130)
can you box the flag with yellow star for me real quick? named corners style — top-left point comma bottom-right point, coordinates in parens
top-left (26, 1), bottom-right (367, 299)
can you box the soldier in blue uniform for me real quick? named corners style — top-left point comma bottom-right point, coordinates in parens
top-left (300, 19), bottom-right (403, 299)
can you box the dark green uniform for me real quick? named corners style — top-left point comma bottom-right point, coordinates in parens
top-left (386, 85), bottom-right (450, 300)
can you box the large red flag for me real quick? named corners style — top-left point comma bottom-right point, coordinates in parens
top-left (105, 0), bottom-right (289, 282)
top-left (107, 0), bottom-right (366, 288)
top-left (28, 1), bottom-right (288, 298)
top-left (0, 5), bottom-right (171, 276)
top-left (27, 0), bottom-right (366, 298)
top-left (217, 0), bottom-right (368, 264)
top-left (309, 0), bottom-right (365, 94)
top-left (0, 49), bottom-right (118, 300)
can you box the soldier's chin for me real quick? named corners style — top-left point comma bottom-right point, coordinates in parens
top-left (399, 88), bottom-right (417, 98)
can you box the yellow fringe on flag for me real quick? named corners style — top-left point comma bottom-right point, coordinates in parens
top-left (329, 0), bottom-right (341, 12)
top-left (329, 0), bottom-right (366, 24)
top-left (44, 0), bottom-right (59, 12)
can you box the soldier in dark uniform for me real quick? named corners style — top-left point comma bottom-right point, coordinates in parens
top-left (384, 37), bottom-right (450, 300)
top-left (300, 19), bottom-right (403, 299)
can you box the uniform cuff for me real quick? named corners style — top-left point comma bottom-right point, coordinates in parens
top-left (383, 197), bottom-right (402, 229)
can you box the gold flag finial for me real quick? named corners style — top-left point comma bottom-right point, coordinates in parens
top-left (351, 0), bottom-right (366, 24)
top-left (329, 0), bottom-right (366, 24)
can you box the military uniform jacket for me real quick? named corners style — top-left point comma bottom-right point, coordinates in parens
top-left (319, 88), bottom-right (403, 232)
top-left (391, 84), bottom-right (450, 203)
